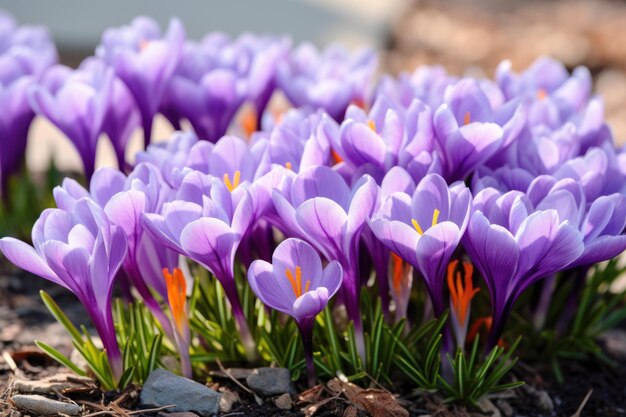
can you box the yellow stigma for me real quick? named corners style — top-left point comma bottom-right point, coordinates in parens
top-left (285, 266), bottom-right (311, 298)
top-left (285, 162), bottom-right (293, 170)
top-left (464, 112), bottom-right (471, 125)
top-left (411, 208), bottom-right (441, 236)
top-left (223, 170), bottom-right (241, 192)
top-left (367, 119), bottom-right (376, 132)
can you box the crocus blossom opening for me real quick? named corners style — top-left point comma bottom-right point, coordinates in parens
top-left (163, 267), bottom-right (192, 378)
top-left (247, 238), bottom-right (342, 387)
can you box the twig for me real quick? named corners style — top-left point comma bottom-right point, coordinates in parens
top-left (127, 404), bottom-right (175, 414)
top-left (2, 351), bottom-right (17, 372)
top-left (82, 403), bottom-right (174, 417)
top-left (570, 389), bottom-right (593, 417)
top-left (215, 358), bottom-right (254, 395)
top-left (82, 411), bottom-right (116, 417)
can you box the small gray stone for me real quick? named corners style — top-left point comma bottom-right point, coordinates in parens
top-left (140, 369), bottom-right (221, 417)
top-left (246, 367), bottom-right (295, 396)
top-left (12, 374), bottom-right (93, 395)
top-left (218, 388), bottom-right (240, 413)
top-left (274, 393), bottom-right (293, 410)
top-left (12, 394), bottom-right (81, 416)
top-left (535, 390), bottom-right (554, 414)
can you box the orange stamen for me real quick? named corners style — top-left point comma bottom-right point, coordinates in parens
top-left (367, 119), bottom-right (376, 132)
top-left (464, 112), bottom-right (471, 125)
top-left (285, 162), bottom-right (293, 170)
top-left (223, 170), bottom-right (241, 192)
top-left (447, 260), bottom-right (479, 325)
top-left (163, 268), bottom-right (188, 336)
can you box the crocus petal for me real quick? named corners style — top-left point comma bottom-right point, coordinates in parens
top-left (293, 287), bottom-right (329, 320)
top-left (179, 218), bottom-right (236, 278)
top-left (247, 260), bottom-right (294, 314)
top-left (0, 238), bottom-right (62, 286)
top-left (296, 197), bottom-right (348, 260)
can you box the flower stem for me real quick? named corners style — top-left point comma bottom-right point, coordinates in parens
top-left (298, 318), bottom-right (316, 387)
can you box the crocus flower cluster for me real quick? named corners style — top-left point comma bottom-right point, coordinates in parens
top-left (2, 15), bottom-right (626, 387)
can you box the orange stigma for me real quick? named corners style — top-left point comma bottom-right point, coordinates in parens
top-left (447, 260), bottom-right (479, 325)
top-left (163, 268), bottom-right (188, 336)
top-left (537, 88), bottom-right (548, 100)
top-left (223, 170), bottom-right (241, 192)
top-left (464, 112), bottom-right (471, 125)
top-left (331, 149), bottom-right (344, 165)
top-left (139, 39), bottom-right (151, 51)
top-left (285, 162), bottom-right (293, 170)
top-left (241, 107), bottom-right (258, 139)
top-left (350, 98), bottom-right (366, 109)
top-left (391, 252), bottom-right (409, 293)
top-left (284, 266), bottom-right (311, 298)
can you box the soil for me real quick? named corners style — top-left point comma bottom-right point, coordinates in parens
top-left (0, 268), bottom-right (625, 417)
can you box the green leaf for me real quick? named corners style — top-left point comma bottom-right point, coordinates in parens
top-left (40, 291), bottom-right (83, 343)
top-left (35, 341), bottom-right (87, 376)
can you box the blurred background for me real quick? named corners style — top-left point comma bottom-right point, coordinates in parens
top-left (2, 0), bottom-right (626, 173)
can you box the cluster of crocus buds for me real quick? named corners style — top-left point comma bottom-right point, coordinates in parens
top-left (2, 12), bottom-right (626, 386)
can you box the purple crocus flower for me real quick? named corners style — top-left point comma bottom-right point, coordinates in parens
top-left (375, 65), bottom-right (456, 110)
top-left (97, 16), bottom-right (185, 147)
top-left (333, 96), bottom-right (441, 183)
top-left (433, 79), bottom-right (524, 182)
top-left (369, 173), bottom-right (472, 317)
top-left (0, 13), bottom-right (56, 197)
top-left (463, 186), bottom-right (584, 347)
top-left (142, 170), bottom-right (257, 356)
top-left (277, 43), bottom-right (378, 121)
top-left (0, 198), bottom-right (126, 378)
top-left (80, 57), bottom-right (140, 171)
top-left (164, 33), bottom-right (290, 139)
top-left (524, 175), bottom-right (626, 268)
top-left (496, 56), bottom-right (592, 120)
top-left (135, 130), bottom-right (200, 187)
top-left (52, 164), bottom-right (180, 341)
top-left (29, 62), bottom-right (114, 179)
top-left (248, 238), bottom-right (342, 386)
top-left (272, 165), bottom-right (378, 360)
top-left (254, 108), bottom-right (333, 173)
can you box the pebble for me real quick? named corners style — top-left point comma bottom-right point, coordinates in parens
top-left (140, 369), bottom-right (221, 417)
top-left (274, 393), bottom-right (293, 410)
top-left (525, 385), bottom-right (555, 415)
top-left (470, 398), bottom-right (501, 417)
top-left (218, 388), bottom-right (240, 413)
top-left (12, 394), bottom-right (81, 416)
top-left (246, 367), bottom-right (295, 396)
top-left (12, 374), bottom-right (93, 395)
top-left (496, 399), bottom-right (514, 417)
